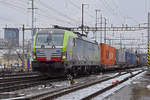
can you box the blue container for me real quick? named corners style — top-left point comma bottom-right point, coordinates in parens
top-left (125, 52), bottom-right (132, 64)
top-left (131, 54), bottom-right (137, 65)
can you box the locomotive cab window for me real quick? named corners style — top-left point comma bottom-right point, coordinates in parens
top-left (36, 33), bottom-right (64, 46)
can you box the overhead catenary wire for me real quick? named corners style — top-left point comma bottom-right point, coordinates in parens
top-left (0, 0), bottom-right (77, 27)
top-left (102, 0), bottom-right (117, 15)
top-left (5, 0), bottom-right (27, 8)
top-left (34, 2), bottom-right (77, 26)
top-left (0, 0), bottom-right (26, 11)
top-left (68, 0), bottom-right (95, 18)
top-left (113, 0), bottom-right (139, 24)
top-left (98, 0), bottom-right (116, 16)
top-left (35, 10), bottom-right (75, 26)
top-left (0, 1), bottom-right (28, 25)
top-left (97, 0), bottom-right (139, 25)
top-left (37, 0), bottom-right (80, 26)
top-left (97, 0), bottom-right (142, 50)
top-left (68, 0), bottom-right (95, 27)
top-left (106, 0), bottom-right (139, 24)
top-left (0, 0), bottom-right (28, 21)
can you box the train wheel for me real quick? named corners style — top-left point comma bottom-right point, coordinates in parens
top-left (72, 72), bottom-right (78, 77)
top-left (84, 66), bottom-right (90, 75)
top-left (71, 66), bottom-right (78, 77)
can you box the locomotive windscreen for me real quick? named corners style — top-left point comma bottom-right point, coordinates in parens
top-left (36, 33), bottom-right (64, 46)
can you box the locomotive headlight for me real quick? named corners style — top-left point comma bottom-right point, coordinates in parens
top-left (32, 52), bottom-right (36, 59)
top-left (33, 55), bottom-right (36, 59)
top-left (62, 56), bottom-right (66, 59)
top-left (62, 52), bottom-right (67, 60)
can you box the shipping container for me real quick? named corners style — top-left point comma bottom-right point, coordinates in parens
top-left (125, 52), bottom-right (132, 64)
top-left (139, 54), bottom-right (147, 65)
top-left (115, 49), bottom-right (126, 65)
top-left (131, 54), bottom-right (137, 65)
top-left (100, 43), bottom-right (115, 66)
top-left (125, 52), bottom-right (137, 65)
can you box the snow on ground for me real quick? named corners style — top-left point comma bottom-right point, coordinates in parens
top-left (93, 71), bottom-right (146, 100)
top-left (55, 70), bottom-right (143, 100)
top-left (147, 85), bottom-right (150, 90)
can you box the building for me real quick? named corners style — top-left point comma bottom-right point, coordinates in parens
top-left (0, 39), bottom-right (8, 49)
top-left (4, 28), bottom-right (19, 46)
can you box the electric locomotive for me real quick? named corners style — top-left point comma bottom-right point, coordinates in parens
top-left (32, 29), bottom-right (101, 77)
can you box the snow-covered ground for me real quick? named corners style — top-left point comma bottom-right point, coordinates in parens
top-left (93, 71), bottom-right (146, 100)
top-left (55, 70), bottom-right (144, 100)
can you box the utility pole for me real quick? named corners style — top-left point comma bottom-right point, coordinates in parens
top-left (31, 0), bottom-right (34, 41)
top-left (104, 18), bottom-right (107, 44)
top-left (28, 0), bottom-right (37, 71)
top-left (81, 4), bottom-right (88, 35)
top-left (81, 4), bottom-right (84, 35)
top-left (95, 9), bottom-right (100, 42)
top-left (28, 0), bottom-right (37, 41)
top-left (32, 0), bottom-right (34, 39)
top-left (100, 14), bottom-right (103, 43)
top-left (22, 25), bottom-right (25, 71)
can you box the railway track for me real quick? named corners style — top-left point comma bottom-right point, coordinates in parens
top-left (0, 72), bottom-right (40, 78)
top-left (0, 72), bottom-right (48, 93)
top-left (13, 68), bottom-right (146, 100)
top-left (0, 76), bottom-right (48, 93)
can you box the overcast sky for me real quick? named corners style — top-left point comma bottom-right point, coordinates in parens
top-left (0, 0), bottom-right (149, 26)
top-left (0, 0), bottom-right (149, 53)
